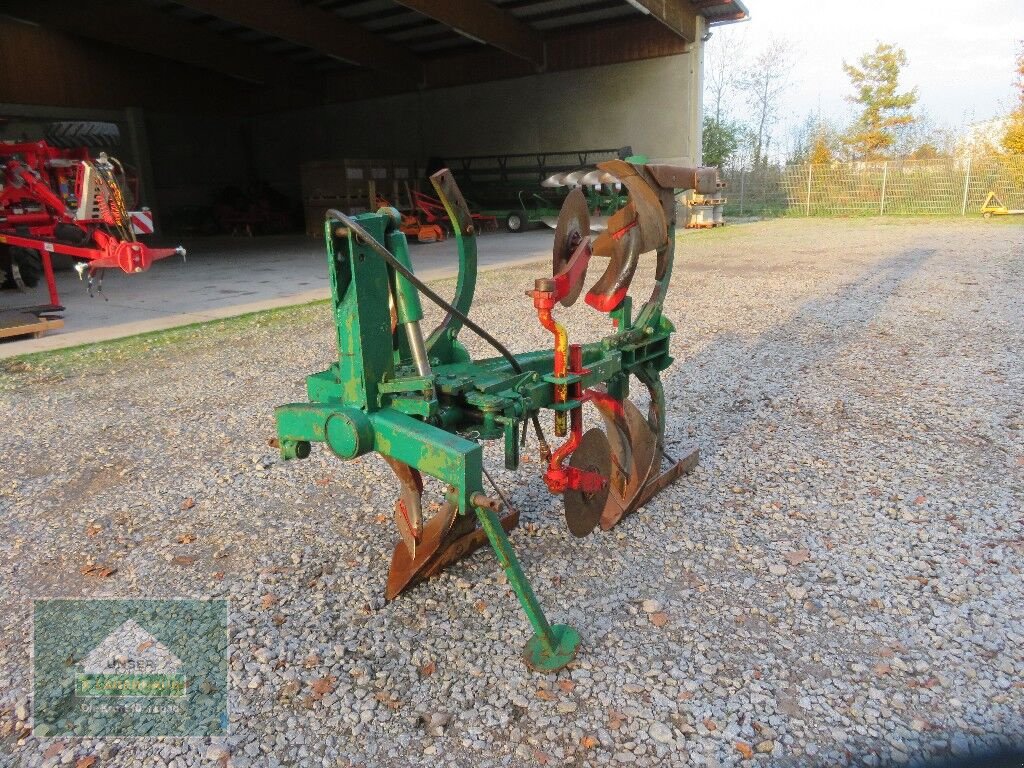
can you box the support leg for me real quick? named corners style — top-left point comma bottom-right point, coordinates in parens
top-left (474, 504), bottom-right (580, 672)
top-left (40, 250), bottom-right (59, 308)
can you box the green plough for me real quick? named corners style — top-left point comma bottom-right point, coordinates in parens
top-left (275, 157), bottom-right (718, 671)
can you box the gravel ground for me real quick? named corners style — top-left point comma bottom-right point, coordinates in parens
top-left (1, 217), bottom-right (1022, 768)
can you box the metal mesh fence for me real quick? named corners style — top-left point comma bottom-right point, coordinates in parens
top-left (720, 155), bottom-right (1024, 217)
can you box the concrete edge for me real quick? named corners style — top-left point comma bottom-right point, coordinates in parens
top-left (0, 253), bottom-right (548, 360)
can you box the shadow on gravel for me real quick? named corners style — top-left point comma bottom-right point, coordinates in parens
top-left (884, 748), bottom-right (1024, 768)
top-left (652, 243), bottom-right (1024, 762)
top-left (660, 245), bottom-right (939, 454)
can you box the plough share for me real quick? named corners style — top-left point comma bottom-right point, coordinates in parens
top-left (275, 156), bottom-right (719, 671)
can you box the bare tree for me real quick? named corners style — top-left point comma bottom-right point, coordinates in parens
top-left (738, 38), bottom-right (794, 167)
top-left (704, 26), bottom-right (749, 124)
top-left (787, 113), bottom-right (817, 165)
top-left (787, 111), bottom-right (844, 165)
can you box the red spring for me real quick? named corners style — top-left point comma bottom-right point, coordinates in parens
top-left (97, 193), bottom-right (116, 225)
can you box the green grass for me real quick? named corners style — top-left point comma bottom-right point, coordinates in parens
top-left (0, 265), bottom-right (475, 383)
top-left (0, 298), bottom-right (331, 379)
top-left (724, 206), bottom-right (1022, 223)
top-left (4, 215), bottom-right (1012, 382)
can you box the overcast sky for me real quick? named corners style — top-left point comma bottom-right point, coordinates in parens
top-left (708, 0), bottom-right (1023, 134)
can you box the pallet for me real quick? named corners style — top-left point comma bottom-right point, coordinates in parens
top-left (0, 311), bottom-right (64, 341)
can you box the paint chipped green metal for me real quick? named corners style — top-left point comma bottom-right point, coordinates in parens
top-left (274, 162), bottom-right (691, 671)
top-left (275, 213), bottom-right (671, 668)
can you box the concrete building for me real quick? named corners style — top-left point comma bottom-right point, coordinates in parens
top-left (0, 0), bottom-right (748, 215)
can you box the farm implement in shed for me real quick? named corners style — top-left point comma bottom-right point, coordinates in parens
top-left (275, 156), bottom-right (718, 671)
top-left (0, 120), bottom-right (183, 338)
top-left (443, 147), bottom-right (632, 232)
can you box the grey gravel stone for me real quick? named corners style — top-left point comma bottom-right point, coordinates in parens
top-left (649, 722), bottom-right (674, 744)
top-left (1, 219), bottom-right (1022, 767)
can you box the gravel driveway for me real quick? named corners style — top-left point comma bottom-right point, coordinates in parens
top-left (1, 218), bottom-right (1022, 767)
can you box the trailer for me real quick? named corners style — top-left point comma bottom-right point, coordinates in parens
top-left (981, 191), bottom-right (1024, 218)
top-left (442, 147), bottom-right (632, 232)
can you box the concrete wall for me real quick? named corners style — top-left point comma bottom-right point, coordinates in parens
top-left (251, 52), bottom-right (702, 201)
top-left (1, 40), bottom-right (703, 224)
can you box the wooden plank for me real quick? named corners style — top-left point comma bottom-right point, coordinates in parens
top-left (0, 313), bottom-right (64, 340)
top-left (323, 17), bottom-right (686, 101)
top-left (0, 0), bottom-right (310, 87)
top-left (0, 16), bottom-right (262, 113)
top-left (627, 0), bottom-right (699, 43)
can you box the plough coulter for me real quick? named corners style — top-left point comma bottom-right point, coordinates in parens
top-left (275, 156), bottom-right (718, 671)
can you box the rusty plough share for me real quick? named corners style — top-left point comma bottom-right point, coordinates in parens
top-left (275, 156), bottom-right (719, 671)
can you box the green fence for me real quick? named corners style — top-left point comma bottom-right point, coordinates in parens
top-left (720, 155), bottom-right (1024, 217)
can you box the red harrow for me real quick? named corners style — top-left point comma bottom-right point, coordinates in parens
top-left (410, 187), bottom-right (498, 235)
top-left (1, 121), bottom-right (183, 324)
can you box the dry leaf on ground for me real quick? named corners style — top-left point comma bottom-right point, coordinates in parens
top-left (43, 743), bottom-right (64, 759)
top-left (784, 549), bottom-right (811, 566)
top-left (80, 563), bottom-right (116, 578)
top-left (309, 676), bottom-right (336, 698)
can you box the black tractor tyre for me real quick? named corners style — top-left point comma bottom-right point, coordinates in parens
top-left (45, 121), bottom-right (121, 149)
top-left (0, 246), bottom-right (42, 289)
top-left (54, 222), bottom-right (91, 245)
top-left (505, 212), bottom-right (525, 232)
top-left (50, 223), bottom-right (91, 271)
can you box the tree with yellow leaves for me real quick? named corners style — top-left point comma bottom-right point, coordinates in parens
top-left (842, 43), bottom-right (918, 160)
top-left (1003, 42), bottom-right (1024, 154)
top-left (809, 131), bottom-right (834, 164)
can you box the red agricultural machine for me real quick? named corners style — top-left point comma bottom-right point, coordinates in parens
top-left (0, 120), bottom-right (183, 337)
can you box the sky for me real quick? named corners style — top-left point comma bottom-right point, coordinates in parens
top-left (707, 0), bottom-right (1023, 140)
